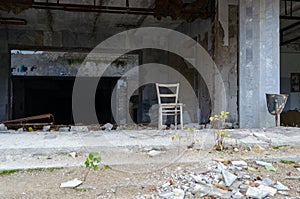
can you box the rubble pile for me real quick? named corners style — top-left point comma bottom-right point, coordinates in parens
top-left (137, 159), bottom-right (299, 199)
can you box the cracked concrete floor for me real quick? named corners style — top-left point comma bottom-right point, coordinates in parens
top-left (0, 127), bottom-right (300, 170)
top-left (0, 127), bottom-right (300, 198)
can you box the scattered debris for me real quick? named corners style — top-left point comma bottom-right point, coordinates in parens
top-left (70, 126), bottom-right (88, 132)
top-left (274, 181), bottom-right (290, 191)
top-left (69, 152), bottom-right (77, 159)
top-left (60, 178), bottom-right (83, 188)
top-left (137, 157), bottom-right (296, 198)
top-left (285, 176), bottom-right (300, 180)
top-left (293, 164), bottom-right (300, 168)
top-left (256, 160), bottom-right (276, 171)
top-left (0, 123), bottom-right (7, 131)
top-left (257, 184), bottom-right (277, 196)
top-left (231, 160), bottom-right (247, 167)
top-left (101, 123), bottom-right (113, 131)
top-left (265, 165), bottom-right (277, 172)
top-left (148, 150), bottom-right (161, 157)
top-left (42, 125), bottom-right (51, 132)
top-left (248, 166), bottom-right (259, 172)
top-left (246, 186), bottom-right (269, 199)
top-left (255, 160), bottom-right (272, 167)
top-left (222, 170), bottom-right (237, 187)
top-left (173, 188), bottom-right (184, 199)
top-left (58, 126), bottom-right (70, 132)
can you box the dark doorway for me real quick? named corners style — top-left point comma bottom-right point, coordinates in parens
top-left (95, 77), bottom-right (120, 124)
top-left (12, 76), bottom-right (119, 125)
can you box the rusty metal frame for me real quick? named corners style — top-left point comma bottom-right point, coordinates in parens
top-left (2, 113), bottom-right (55, 125)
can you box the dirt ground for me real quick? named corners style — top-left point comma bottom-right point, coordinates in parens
top-left (0, 145), bottom-right (300, 199)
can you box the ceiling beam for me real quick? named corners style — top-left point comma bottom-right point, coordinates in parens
top-left (31, 2), bottom-right (155, 15)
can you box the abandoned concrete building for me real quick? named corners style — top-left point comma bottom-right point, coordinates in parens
top-left (0, 0), bottom-right (300, 129)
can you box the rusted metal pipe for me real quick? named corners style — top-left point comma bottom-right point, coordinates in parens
top-left (2, 113), bottom-right (55, 125)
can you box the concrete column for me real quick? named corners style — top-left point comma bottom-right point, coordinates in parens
top-left (0, 27), bottom-right (10, 121)
top-left (239, 0), bottom-right (280, 128)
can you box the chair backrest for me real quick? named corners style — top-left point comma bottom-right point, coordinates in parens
top-left (155, 83), bottom-right (179, 105)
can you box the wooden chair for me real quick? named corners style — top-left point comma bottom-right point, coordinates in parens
top-left (155, 83), bottom-right (183, 130)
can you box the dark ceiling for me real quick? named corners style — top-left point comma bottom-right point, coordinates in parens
top-left (1, 0), bottom-right (300, 46)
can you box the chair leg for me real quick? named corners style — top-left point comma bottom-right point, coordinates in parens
top-left (174, 107), bottom-right (177, 130)
top-left (158, 107), bottom-right (162, 130)
top-left (180, 106), bottom-right (183, 130)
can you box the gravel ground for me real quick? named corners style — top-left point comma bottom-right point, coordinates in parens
top-left (0, 145), bottom-right (299, 199)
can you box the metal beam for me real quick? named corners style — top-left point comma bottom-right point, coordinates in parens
top-left (280, 15), bottom-right (300, 20)
top-left (281, 35), bottom-right (300, 45)
top-left (31, 2), bottom-right (155, 15)
top-left (281, 21), bottom-right (300, 32)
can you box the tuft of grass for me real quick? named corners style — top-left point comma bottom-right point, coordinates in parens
top-left (0, 169), bottom-right (22, 175)
top-left (273, 145), bottom-right (288, 150)
top-left (280, 160), bottom-right (296, 164)
top-left (0, 167), bottom-right (62, 176)
top-left (76, 189), bottom-right (87, 192)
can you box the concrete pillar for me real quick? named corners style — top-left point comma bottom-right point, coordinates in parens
top-left (239, 0), bottom-right (280, 128)
top-left (0, 28), bottom-right (10, 121)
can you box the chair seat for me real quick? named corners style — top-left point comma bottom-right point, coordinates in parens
top-left (159, 103), bottom-right (183, 107)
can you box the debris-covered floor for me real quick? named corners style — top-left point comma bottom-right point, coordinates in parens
top-left (0, 125), bottom-right (300, 198)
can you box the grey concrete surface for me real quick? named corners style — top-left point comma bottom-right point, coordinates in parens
top-left (1, 127), bottom-right (300, 171)
top-left (239, 0), bottom-right (280, 128)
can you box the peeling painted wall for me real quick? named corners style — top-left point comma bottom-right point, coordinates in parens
top-left (214, 4), bottom-right (239, 123)
top-left (11, 52), bottom-right (138, 77)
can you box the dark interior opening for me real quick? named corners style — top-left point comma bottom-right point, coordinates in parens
top-left (95, 77), bottom-right (120, 124)
top-left (12, 76), bottom-right (119, 125)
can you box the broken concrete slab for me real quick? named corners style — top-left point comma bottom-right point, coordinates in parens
top-left (255, 160), bottom-right (272, 167)
top-left (69, 152), bottom-right (77, 159)
top-left (231, 160), bottom-right (248, 167)
top-left (60, 178), bottom-right (83, 188)
top-left (172, 188), bottom-right (184, 199)
top-left (148, 150), bottom-right (161, 157)
top-left (246, 186), bottom-right (269, 199)
top-left (231, 189), bottom-right (244, 199)
top-left (222, 170), bottom-right (237, 187)
top-left (274, 181), bottom-right (290, 191)
top-left (255, 178), bottom-right (274, 186)
top-left (257, 185), bottom-right (277, 196)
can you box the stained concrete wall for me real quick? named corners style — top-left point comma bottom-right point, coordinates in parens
top-left (174, 1), bottom-right (239, 124)
top-left (239, 0), bottom-right (280, 128)
top-left (0, 28), bottom-right (10, 121)
top-left (137, 2), bottom-right (240, 125)
top-left (214, 2), bottom-right (239, 123)
top-left (11, 52), bottom-right (138, 77)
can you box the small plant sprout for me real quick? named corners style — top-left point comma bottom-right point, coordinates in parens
top-left (171, 127), bottom-right (199, 151)
top-left (83, 152), bottom-right (111, 181)
top-left (209, 111), bottom-right (230, 151)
